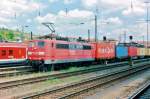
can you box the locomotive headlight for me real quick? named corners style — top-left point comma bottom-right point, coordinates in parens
top-left (38, 52), bottom-right (45, 55)
top-left (28, 52), bottom-right (32, 55)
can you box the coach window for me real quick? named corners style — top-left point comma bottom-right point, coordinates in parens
top-left (69, 44), bottom-right (76, 50)
top-left (38, 41), bottom-right (45, 47)
top-left (76, 45), bottom-right (83, 50)
top-left (83, 45), bottom-right (92, 50)
top-left (2, 50), bottom-right (6, 56)
top-left (9, 50), bottom-right (13, 55)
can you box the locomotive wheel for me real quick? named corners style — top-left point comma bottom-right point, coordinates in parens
top-left (51, 64), bottom-right (54, 71)
top-left (43, 66), bottom-right (48, 72)
top-left (39, 64), bottom-right (47, 72)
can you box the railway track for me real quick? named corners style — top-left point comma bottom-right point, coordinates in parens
top-left (0, 58), bottom-right (148, 78)
top-left (128, 80), bottom-right (150, 99)
top-left (0, 61), bottom-right (130, 90)
top-left (20, 61), bottom-right (150, 99)
top-left (0, 59), bottom-right (148, 90)
top-left (0, 66), bottom-right (33, 77)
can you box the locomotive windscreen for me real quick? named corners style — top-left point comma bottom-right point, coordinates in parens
top-left (29, 41), bottom-right (45, 47)
top-left (29, 42), bottom-right (36, 47)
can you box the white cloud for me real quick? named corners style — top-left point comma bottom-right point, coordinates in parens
top-left (82, 0), bottom-right (146, 17)
top-left (82, 0), bottom-right (97, 7)
top-left (0, 0), bottom-right (42, 14)
top-left (82, 0), bottom-right (129, 9)
top-left (0, 24), bottom-right (7, 28)
top-left (27, 19), bottom-right (32, 23)
top-left (64, 0), bottom-right (73, 4)
top-left (0, 0), bottom-right (46, 33)
top-left (0, 0), bottom-right (43, 23)
top-left (36, 9), bottom-right (94, 24)
top-left (0, 17), bottom-right (11, 23)
top-left (36, 13), bottom-right (56, 23)
top-left (106, 17), bottom-right (123, 25)
top-left (35, 9), bottom-right (94, 37)
top-left (122, 7), bottom-right (145, 16)
top-left (101, 0), bottom-right (129, 7)
top-left (49, 0), bottom-right (73, 4)
top-left (58, 9), bottom-right (93, 18)
top-left (122, 1), bottom-right (145, 16)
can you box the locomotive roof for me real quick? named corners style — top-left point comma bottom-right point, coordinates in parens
top-left (0, 42), bottom-right (27, 47)
top-left (29, 39), bottom-right (92, 45)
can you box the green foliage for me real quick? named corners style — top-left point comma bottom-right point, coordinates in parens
top-left (0, 28), bottom-right (18, 41)
top-left (7, 31), bottom-right (14, 40)
top-left (0, 34), bottom-right (2, 41)
top-left (0, 28), bottom-right (31, 41)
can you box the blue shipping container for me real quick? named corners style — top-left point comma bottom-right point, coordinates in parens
top-left (115, 45), bottom-right (128, 58)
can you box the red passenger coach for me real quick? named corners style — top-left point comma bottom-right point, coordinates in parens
top-left (28, 39), bottom-right (95, 70)
top-left (95, 42), bottom-right (115, 60)
top-left (0, 42), bottom-right (27, 65)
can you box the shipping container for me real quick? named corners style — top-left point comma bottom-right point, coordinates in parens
top-left (115, 45), bottom-right (128, 58)
top-left (95, 42), bottom-right (115, 59)
top-left (128, 46), bottom-right (137, 57)
top-left (137, 48), bottom-right (146, 56)
top-left (145, 48), bottom-right (149, 56)
top-left (148, 48), bottom-right (150, 56)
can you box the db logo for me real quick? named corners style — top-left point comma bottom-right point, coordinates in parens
top-left (99, 47), bottom-right (113, 54)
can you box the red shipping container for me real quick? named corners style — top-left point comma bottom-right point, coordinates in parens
top-left (128, 46), bottom-right (137, 57)
top-left (95, 42), bottom-right (115, 59)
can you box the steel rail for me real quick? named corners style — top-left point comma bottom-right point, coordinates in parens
top-left (20, 62), bottom-right (150, 99)
top-left (0, 61), bottom-right (129, 90)
top-left (128, 80), bottom-right (150, 99)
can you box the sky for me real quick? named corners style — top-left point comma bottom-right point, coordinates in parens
top-left (0, 0), bottom-right (150, 42)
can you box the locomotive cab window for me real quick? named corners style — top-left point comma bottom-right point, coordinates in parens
top-left (29, 42), bottom-right (35, 47)
top-left (38, 41), bottom-right (45, 47)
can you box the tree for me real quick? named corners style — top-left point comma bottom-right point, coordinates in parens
top-left (7, 31), bottom-right (14, 40)
top-left (0, 34), bottom-right (3, 41)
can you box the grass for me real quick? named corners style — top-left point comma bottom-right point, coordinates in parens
top-left (45, 76), bottom-right (82, 85)
top-left (60, 67), bottom-right (85, 73)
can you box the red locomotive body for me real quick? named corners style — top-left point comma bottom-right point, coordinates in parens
top-left (95, 42), bottom-right (115, 59)
top-left (28, 39), bottom-right (95, 66)
top-left (0, 42), bottom-right (27, 64)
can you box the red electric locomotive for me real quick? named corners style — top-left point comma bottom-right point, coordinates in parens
top-left (0, 42), bottom-right (27, 65)
top-left (28, 39), bottom-right (95, 71)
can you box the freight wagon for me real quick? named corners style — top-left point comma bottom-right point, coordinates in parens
top-left (128, 46), bottom-right (137, 57)
top-left (95, 42), bottom-right (115, 60)
top-left (137, 48), bottom-right (146, 57)
top-left (115, 45), bottom-right (128, 59)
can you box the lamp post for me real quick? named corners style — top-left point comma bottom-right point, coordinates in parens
top-left (136, 2), bottom-right (150, 47)
top-left (95, 15), bottom-right (98, 42)
top-left (88, 29), bottom-right (90, 42)
top-left (145, 1), bottom-right (150, 47)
